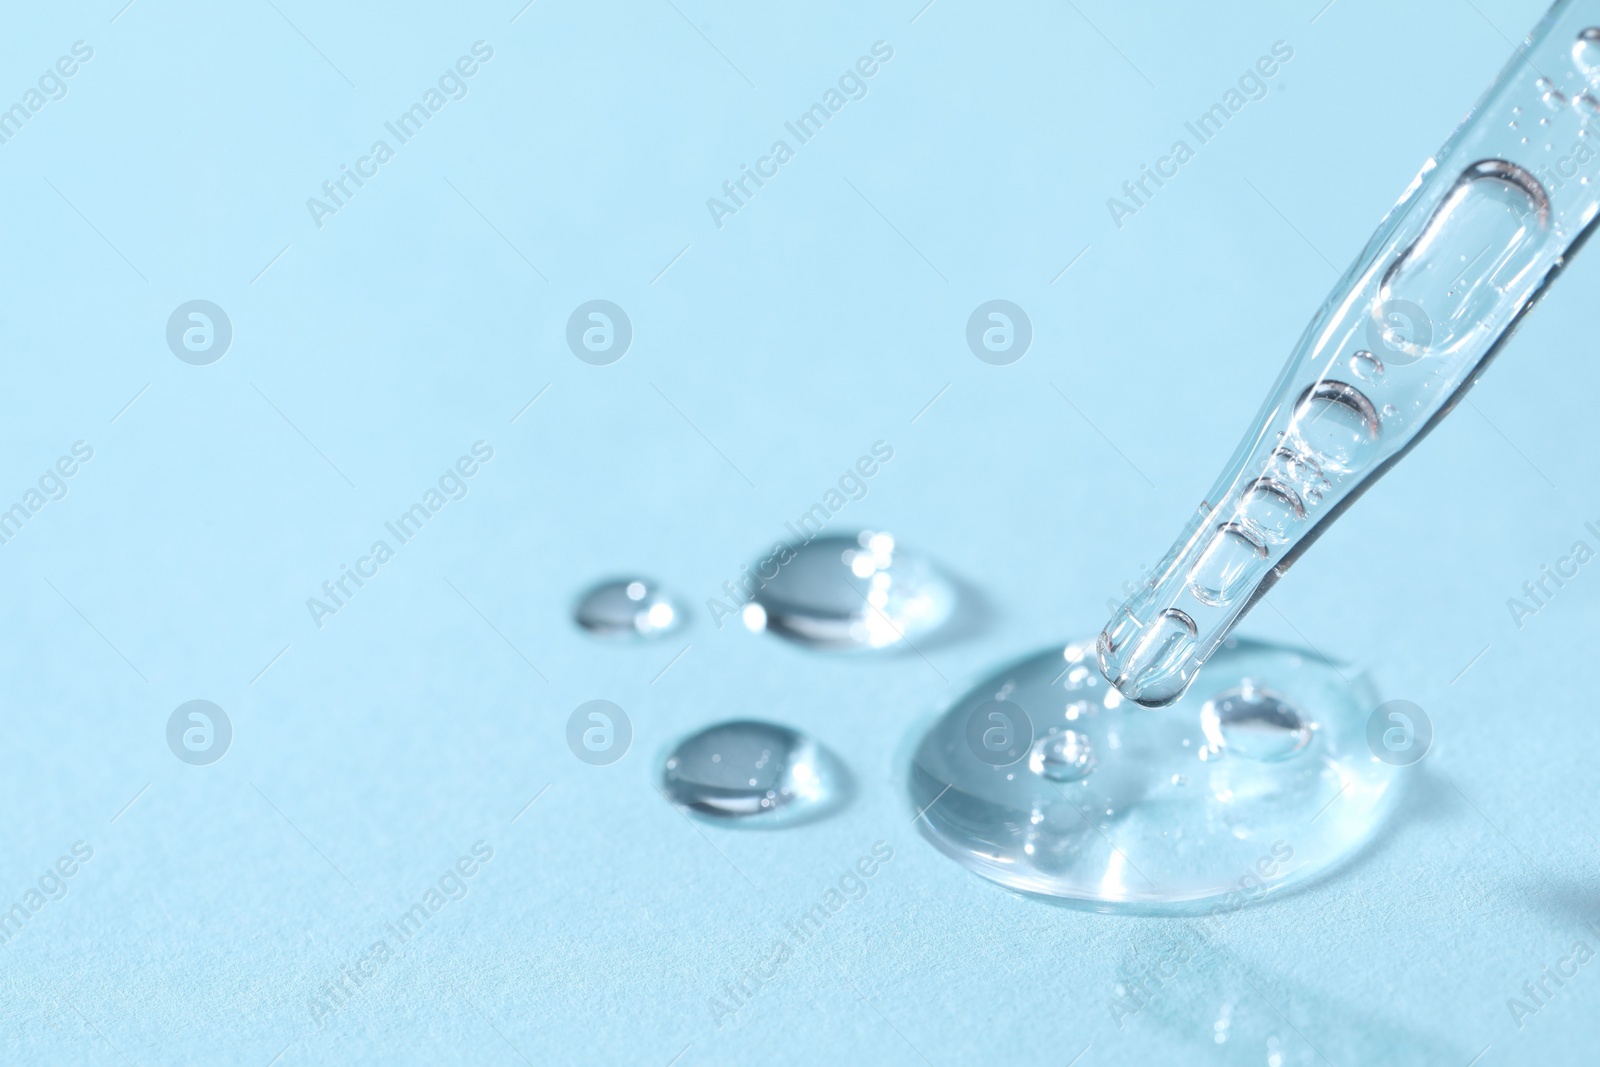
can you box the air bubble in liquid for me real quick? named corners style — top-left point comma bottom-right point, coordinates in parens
top-left (575, 578), bottom-right (684, 639)
top-left (1284, 381), bottom-right (1381, 474)
top-left (1200, 686), bottom-right (1310, 761)
top-left (1537, 77), bottom-right (1568, 108)
top-left (1575, 28), bottom-right (1600, 83)
top-left (1236, 478), bottom-right (1305, 545)
top-left (1377, 159), bottom-right (1550, 360)
top-left (1029, 729), bottom-right (1095, 782)
top-left (1189, 523), bottom-right (1269, 606)
top-left (1097, 606), bottom-right (1198, 707)
top-left (662, 720), bottom-right (845, 825)
top-left (746, 530), bottom-right (955, 651)
top-left (1266, 443), bottom-right (1327, 502)
top-left (1348, 350), bottom-right (1384, 380)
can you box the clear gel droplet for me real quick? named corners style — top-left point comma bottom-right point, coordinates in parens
top-left (662, 720), bottom-right (845, 825)
top-left (1348, 349), bottom-right (1384, 380)
top-left (575, 578), bottom-right (683, 639)
top-left (1577, 28), bottom-right (1600, 83)
top-left (1029, 729), bottom-right (1095, 782)
top-left (913, 638), bottom-right (1397, 905)
top-left (1200, 686), bottom-right (1310, 761)
top-left (748, 531), bottom-right (955, 651)
top-left (1097, 606), bottom-right (1198, 707)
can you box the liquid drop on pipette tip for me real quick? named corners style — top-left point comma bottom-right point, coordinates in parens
top-left (747, 530), bottom-right (955, 651)
top-left (662, 720), bottom-right (844, 825)
top-left (1285, 380), bottom-right (1380, 474)
top-left (575, 578), bottom-right (684, 639)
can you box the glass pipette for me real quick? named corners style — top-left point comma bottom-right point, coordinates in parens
top-left (1099, 0), bottom-right (1600, 706)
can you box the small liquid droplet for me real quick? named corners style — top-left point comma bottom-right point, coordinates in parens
top-left (1028, 729), bottom-right (1095, 782)
top-left (1200, 686), bottom-right (1310, 761)
top-left (749, 530), bottom-right (955, 651)
top-left (1576, 28), bottom-right (1600, 84)
top-left (1382, 403), bottom-right (1398, 418)
top-left (1171, 774), bottom-right (1188, 786)
top-left (574, 578), bottom-right (684, 639)
top-left (1537, 77), bottom-right (1568, 108)
top-left (662, 720), bottom-right (844, 824)
top-left (1348, 349), bottom-right (1385, 380)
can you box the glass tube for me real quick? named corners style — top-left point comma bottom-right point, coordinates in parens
top-left (1099, 0), bottom-right (1600, 706)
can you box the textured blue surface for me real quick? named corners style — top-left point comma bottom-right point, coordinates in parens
top-left (2, 1), bottom-right (1598, 1064)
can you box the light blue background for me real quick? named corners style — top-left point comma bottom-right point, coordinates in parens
top-left (1, 0), bottom-right (1596, 1063)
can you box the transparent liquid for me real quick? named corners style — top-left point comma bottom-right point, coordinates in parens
top-left (1200, 686), bottom-right (1310, 762)
top-left (745, 530), bottom-right (955, 651)
top-left (1028, 729), bottom-right (1095, 782)
top-left (574, 577), bottom-right (684, 639)
top-left (909, 638), bottom-right (1395, 910)
top-left (662, 720), bottom-right (846, 827)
